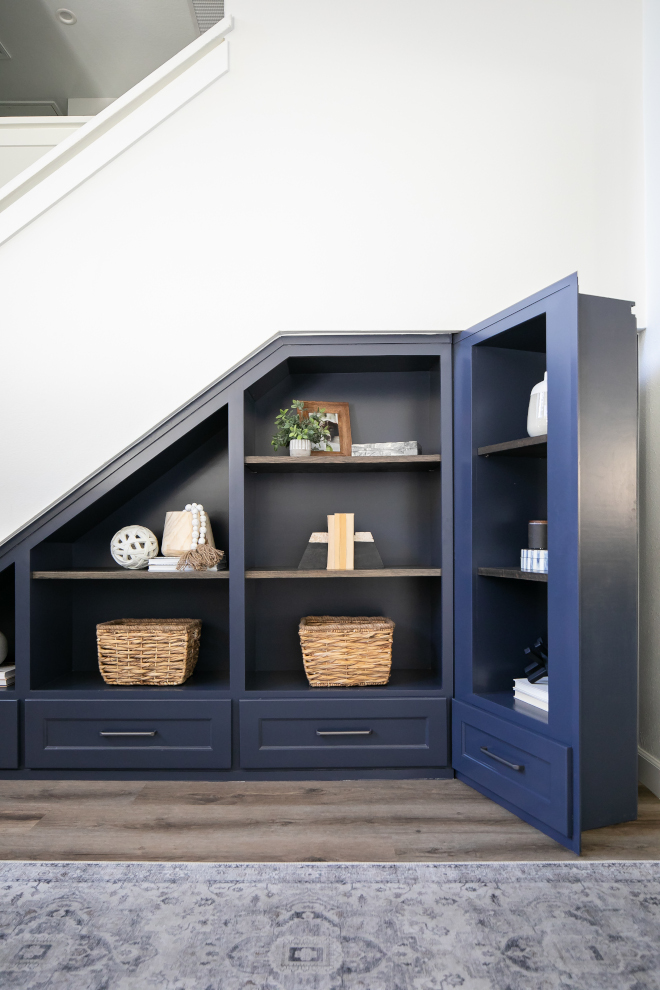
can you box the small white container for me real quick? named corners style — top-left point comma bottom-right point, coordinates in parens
top-left (521, 549), bottom-right (548, 573)
top-left (289, 439), bottom-right (312, 457)
top-left (527, 372), bottom-right (548, 437)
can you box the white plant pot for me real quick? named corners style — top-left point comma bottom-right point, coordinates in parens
top-left (289, 439), bottom-right (312, 457)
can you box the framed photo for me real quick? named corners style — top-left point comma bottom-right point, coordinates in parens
top-left (299, 401), bottom-right (352, 456)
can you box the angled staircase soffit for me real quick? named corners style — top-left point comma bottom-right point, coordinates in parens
top-left (0, 16), bottom-right (233, 248)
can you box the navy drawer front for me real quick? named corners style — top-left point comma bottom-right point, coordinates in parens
top-left (240, 698), bottom-right (448, 769)
top-left (24, 700), bottom-right (232, 770)
top-left (0, 701), bottom-right (19, 769)
top-left (452, 700), bottom-right (571, 836)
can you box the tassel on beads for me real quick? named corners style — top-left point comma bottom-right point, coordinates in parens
top-left (176, 546), bottom-right (226, 571)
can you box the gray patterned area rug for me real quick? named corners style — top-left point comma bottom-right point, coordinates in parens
top-left (0, 861), bottom-right (658, 990)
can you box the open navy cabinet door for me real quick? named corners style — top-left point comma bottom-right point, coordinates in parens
top-left (451, 274), bottom-right (638, 854)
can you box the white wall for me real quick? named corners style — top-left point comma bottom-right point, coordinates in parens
top-left (0, 118), bottom-right (89, 188)
top-left (639, 0), bottom-right (660, 795)
top-left (0, 0), bottom-right (644, 551)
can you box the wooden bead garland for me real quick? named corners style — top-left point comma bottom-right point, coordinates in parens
top-left (170, 502), bottom-right (226, 571)
top-left (185, 503), bottom-right (207, 549)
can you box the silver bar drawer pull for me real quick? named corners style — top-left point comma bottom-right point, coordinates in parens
top-left (100, 731), bottom-right (157, 737)
top-left (316, 730), bottom-right (372, 737)
top-left (480, 746), bottom-right (524, 771)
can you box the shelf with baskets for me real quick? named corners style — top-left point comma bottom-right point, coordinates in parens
top-left (241, 351), bottom-right (449, 697)
top-left (28, 404), bottom-right (230, 693)
top-left (244, 573), bottom-right (444, 692)
top-left (29, 567), bottom-right (230, 692)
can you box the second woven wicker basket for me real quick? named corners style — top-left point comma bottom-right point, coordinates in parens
top-left (298, 615), bottom-right (394, 687)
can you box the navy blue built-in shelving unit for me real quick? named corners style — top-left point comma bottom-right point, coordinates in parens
top-left (0, 275), bottom-right (638, 853)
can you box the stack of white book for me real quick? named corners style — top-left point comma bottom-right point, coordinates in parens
top-left (513, 676), bottom-right (548, 711)
top-left (147, 557), bottom-right (218, 573)
top-left (0, 665), bottom-right (15, 688)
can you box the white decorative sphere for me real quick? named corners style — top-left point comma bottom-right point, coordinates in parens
top-left (185, 503), bottom-right (192, 512)
top-left (110, 526), bottom-right (159, 569)
top-left (197, 504), bottom-right (203, 512)
top-left (0, 631), bottom-right (8, 664)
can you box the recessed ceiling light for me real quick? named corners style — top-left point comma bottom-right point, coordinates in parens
top-left (57, 8), bottom-right (77, 25)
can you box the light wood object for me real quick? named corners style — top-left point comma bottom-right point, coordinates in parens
top-left (161, 511), bottom-right (215, 556)
top-left (327, 514), bottom-right (335, 569)
top-left (343, 514), bottom-right (354, 569)
top-left (326, 513), bottom-right (354, 569)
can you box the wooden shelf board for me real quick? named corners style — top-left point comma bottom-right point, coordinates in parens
top-left (471, 691), bottom-right (550, 727)
top-left (245, 568), bottom-right (441, 579)
top-left (246, 669), bottom-right (443, 693)
top-left (32, 569), bottom-right (229, 580)
top-left (477, 435), bottom-right (547, 457)
top-left (245, 454), bottom-right (441, 473)
top-left (31, 669), bottom-right (231, 693)
top-left (478, 567), bottom-right (547, 583)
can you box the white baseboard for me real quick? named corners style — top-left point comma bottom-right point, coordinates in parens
top-left (638, 747), bottom-right (660, 798)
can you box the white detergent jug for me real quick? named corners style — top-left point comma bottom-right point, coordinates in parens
top-left (527, 372), bottom-right (547, 437)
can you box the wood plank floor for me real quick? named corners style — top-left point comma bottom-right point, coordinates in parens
top-left (0, 780), bottom-right (657, 862)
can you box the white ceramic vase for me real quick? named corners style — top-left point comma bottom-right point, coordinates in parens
top-left (289, 439), bottom-right (312, 457)
top-left (527, 372), bottom-right (548, 437)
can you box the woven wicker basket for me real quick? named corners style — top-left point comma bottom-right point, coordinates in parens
top-left (96, 618), bottom-right (201, 685)
top-left (299, 615), bottom-right (394, 687)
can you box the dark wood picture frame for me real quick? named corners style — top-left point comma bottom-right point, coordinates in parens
top-left (299, 401), bottom-right (352, 456)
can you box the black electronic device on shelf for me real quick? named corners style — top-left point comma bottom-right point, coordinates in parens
top-left (524, 637), bottom-right (548, 683)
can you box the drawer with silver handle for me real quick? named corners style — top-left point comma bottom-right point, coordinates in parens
top-left (24, 699), bottom-right (231, 769)
top-left (452, 700), bottom-right (571, 836)
top-left (240, 698), bottom-right (448, 769)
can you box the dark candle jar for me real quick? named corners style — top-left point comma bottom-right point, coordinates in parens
top-left (528, 520), bottom-right (547, 550)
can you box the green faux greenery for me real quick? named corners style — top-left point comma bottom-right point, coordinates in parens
top-left (271, 400), bottom-right (333, 451)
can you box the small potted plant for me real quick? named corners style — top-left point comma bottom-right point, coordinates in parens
top-left (271, 400), bottom-right (333, 457)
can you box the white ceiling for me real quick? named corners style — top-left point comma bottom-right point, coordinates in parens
top-left (0, 0), bottom-right (222, 114)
